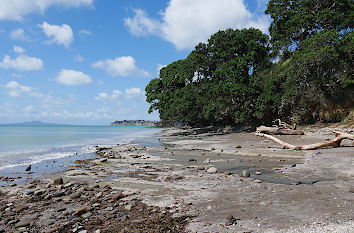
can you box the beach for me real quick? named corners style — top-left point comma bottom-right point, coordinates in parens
top-left (0, 125), bottom-right (353, 232)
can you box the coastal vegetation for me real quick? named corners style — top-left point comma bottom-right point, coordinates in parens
top-left (146, 0), bottom-right (353, 127)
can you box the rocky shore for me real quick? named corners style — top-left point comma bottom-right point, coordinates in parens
top-left (0, 125), bottom-right (353, 232)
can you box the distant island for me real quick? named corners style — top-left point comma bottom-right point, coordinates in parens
top-left (111, 120), bottom-right (158, 126)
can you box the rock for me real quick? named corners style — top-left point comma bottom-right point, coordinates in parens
top-left (26, 190), bottom-right (35, 195)
top-left (78, 231), bottom-right (88, 233)
top-left (63, 182), bottom-right (74, 188)
top-left (121, 215), bottom-right (128, 221)
top-left (53, 191), bottom-right (65, 197)
top-left (15, 217), bottom-right (33, 227)
top-left (291, 164), bottom-right (296, 167)
top-left (8, 219), bottom-right (20, 225)
top-left (225, 215), bottom-right (236, 226)
top-left (206, 206), bottom-right (212, 211)
top-left (34, 189), bottom-right (46, 196)
top-left (95, 230), bottom-right (101, 233)
top-left (70, 192), bottom-right (81, 199)
top-left (124, 204), bottom-right (132, 211)
top-left (112, 192), bottom-right (125, 201)
top-left (236, 145), bottom-right (241, 148)
top-left (197, 166), bottom-right (205, 170)
top-left (81, 212), bottom-right (92, 219)
top-left (57, 207), bottom-right (66, 212)
top-left (74, 207), bottom-right (87, 216)
top-left (349, 188), bottom-right (354, 193)
top-left (95, 192), bottom-right (102, 198)
top-left (211, 147), bottom-right (216, 150)
top-left (254, 179), bottom-right (262, 183)
top-left (204, 158), bottom-right (211, 164)
top-left (188, 159), bottom-right (197, 162)
top-left (241, 171), bottom-right (250, 178)
top-left (53, 177), bottom-right (63, 185)
top-left (207, 167), bottom-right (217, 174)
top-left (25, 165), bottom-right (31, 172)
top-left (255, 171), bottom-right (262, 175)
top-left (100, 158), bottom-right (107, 163)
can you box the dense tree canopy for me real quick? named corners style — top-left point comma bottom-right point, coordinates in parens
top-left (146, 1), bottom-right (353, 127)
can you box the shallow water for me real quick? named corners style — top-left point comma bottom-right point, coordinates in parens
top-left (0, 125), bottom-right (161, 185)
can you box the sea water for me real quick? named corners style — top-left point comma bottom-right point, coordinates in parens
top-left (0, 124), bottom-right (161, 184)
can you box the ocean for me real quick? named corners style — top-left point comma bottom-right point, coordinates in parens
top-left (0, 124), bottom-right (161, 184)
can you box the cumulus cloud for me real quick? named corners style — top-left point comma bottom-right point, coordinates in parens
top-left (9, 28), bottom-right (29, 41)
top-left (39, 22), bottom-right (74, 48)
top-left (2, 81), bottom-right (32, 97)
top-left (124, 0), bottom-right (271, 50)
top-left (74, 55), bottom-right (85, 62)
top-left (125, 87), bottom-right (145, 100)
top-left (0, 0), bottom-right (94, 21)
top-left (0, 47), bottom-right (43, 71)
top-left (94, 90), bottom-right (121, 101)
top-left (157, 63), bottom-right (166, 75)
top-left (55, 69), bottom-right (92, 86)
top-left (92, 56), bottom-right (149, 77)
top-left (124, 9), bottom-right (161, 37)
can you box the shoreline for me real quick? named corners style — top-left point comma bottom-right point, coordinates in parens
top-left (0, 126), bottom-right (353, 232)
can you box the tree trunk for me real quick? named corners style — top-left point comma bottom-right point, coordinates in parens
top-left (256, 126), bottom-right (305, 135)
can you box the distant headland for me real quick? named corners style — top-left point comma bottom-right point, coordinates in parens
top-left (110, 120), bottom-right (159, 126)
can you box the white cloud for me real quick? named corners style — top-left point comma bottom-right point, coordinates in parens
top-left (124, 9), bottom-right (161, 37)
top-left (94, 90), bottom-right (122, 101)
top-left (39, 22), bottom-right (74, 48)
top-left (2, 81), bottom-right (32, 97)
top-left (55, 69), bottom-right (92, 86)
top-left (0, 0), bottom-right (94, 21)
top-left (124, 0), bottom-right (271, 50)
top-left (92, 56), bottom-right (149, 77)
top-left (9, 28), bottom-right (29, 40)
top-left (13, 46), bottom-right (25, 54)
top-left (79, 29), bottom-right (91, 36)
top-left (74, 55), bottom-right (85, 62)
top-left (0, 47), bottom-right (43, 71)
top-left (125, 87), bottom-right (145, 100)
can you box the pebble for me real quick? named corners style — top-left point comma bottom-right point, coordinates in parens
top-left (111, 192), bottom-right (125, 201)
top-left (15, 217), bottom-right (33, 227)
top-left (53, 191), bottom-right (65, 197)
top-left (225, 215), bottom-right (236, 226)
top-left (53, 177), bottom-right (63, 185)
top-left (95, 192), bottom-right (102, 198)
top-left (206, 206), bottom-right (212, 211)
top-left (236, 145), bottom-right (241, 148)
top-left (71, 192), bottom-right (81, 199)
top-left (74, 207), bottom-right (87, 216)
top-left (121, 215), bottom-right (128, 221)
top-left (241, 171), bottom-right (250, 178)
top-left (100, 158), bottom-right (107, 163)
top-left (124, 204), bottom-right (133, 211)
top-left (34, 189), bottom-right (46, 196)
top-left (95, 230), bottom-right (101, 233)
top-left (349, 188), bottom-right (354, 193)
top-left (204, 158), bottom-right (211, 164)
top-left (64, 182), bottom-right (74, 188)
top-left (78, 230), bottom-right (87, 233)
top-left (197, 166), bottom-right (205, 170)
top-left (207, 167), bottom-right (217, 174)
top-left (211, 147), bottom-right (216, 150)
top-left (254, 179), bottom-right (262, 183)
top-left (81, 212), bottom-right (92, 219)
top-left (255, 171), bottom-right (262, 175)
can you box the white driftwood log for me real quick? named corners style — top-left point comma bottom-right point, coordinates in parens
top-left (255, 130), bottom-right (354, 150)
top-left (256, 125), bottom-right (305, 135)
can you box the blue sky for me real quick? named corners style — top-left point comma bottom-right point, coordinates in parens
top-left (0, 0), bottom-right (270, 125)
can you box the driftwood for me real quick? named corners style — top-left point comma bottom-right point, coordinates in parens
top-left (255, 130), bottom-right (354, 150)
top-left (256, 125), bottom-right (305, 135)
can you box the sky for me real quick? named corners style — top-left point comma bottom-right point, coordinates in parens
top-left (0, 0), bottom-right (270, 125)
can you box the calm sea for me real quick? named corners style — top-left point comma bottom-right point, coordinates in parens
top-left (0, 125), bottom-right (161, 181)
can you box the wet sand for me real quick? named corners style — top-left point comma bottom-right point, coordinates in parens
top-left (0, 125), bottom-right (353, 232)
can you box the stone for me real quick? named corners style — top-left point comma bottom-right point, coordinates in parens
top-left (74, 207), bottom-right (87, 216)
top-left (207, 167), bottom-right (217, 174)
top-left (255, 171), bottom-right (262, 175)
top-left (112, 192), bottom-right (125, 201)
top-left (57, 207), bottom-right (66, 212)
top-left (71, 192), bottom-right (81, 199)
top-left (53, 191), bottom-right (65, 197)
top-left (34, 189), bottom-right (46, 196)
top-left (78, 231), bottom-right (88, 233)
top-left (225, 215), bottom-right (236, 226)
top-left (211, 147), bottom-right (216, 150)
top-left (121, 215), bottom-right (128, 221)
top-left (206, 206), bottom-right (212, 211)
top-left (95, 230), bottom-right (101, 233)
top-left (241, 171), bottom-right (250, 178)
top-left (124, 204), bottom-right (132, 211)
top-left (204, 158), bottom-right (211, 164)
top-left (291, 164), bottom-right (296, 167)
top-left (254, 179), bottom-right (262, 183)
top-left (349, 188), bottom-right (354, 193)
top-left (15, 217), bottom-right (33, 228)
top-left (53, 177), bottom-right (63, 185)
top-left (63, 182), bottom-right (74, 188)
top-left (197, 166), bottom-right (205, 170)
top-left (100, 158), bottom-right (107, 163)
top-left (236, 145), bottom-right (241, 148)
top-left (81, 212), bottom-right (92, 219)
top-left (95, 192), bottom-right (102, 198)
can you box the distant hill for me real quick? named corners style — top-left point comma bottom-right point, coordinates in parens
top-left (111, 120), bottom-right (158, 126)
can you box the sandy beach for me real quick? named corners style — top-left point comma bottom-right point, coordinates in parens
top-left (0, 125), bottom-right (353, 233)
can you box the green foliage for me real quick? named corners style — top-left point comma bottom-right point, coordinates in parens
top-left (266, 0), bottom-right (354, 55)
top-left (146, 2), bottom-right (353, 126)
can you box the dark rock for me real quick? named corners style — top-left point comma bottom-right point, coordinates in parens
top-left (111, 192), bottom-right (125, 201)
top-left (225, 215), bottom-right (236, 226)
top-left (236, 145), bottom-right (241, 148)
top-left (53, 191), bottom-right (65, 197)
top-left (291, 164), bottom-right (296, 167)
top-left (53, 177), bottom-right (63, 185)
top-left (34, 189), bottom-right (46, 196)
top-left (25, 165), bottom-right (31, 171)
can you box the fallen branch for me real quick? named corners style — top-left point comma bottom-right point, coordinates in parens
top-left (255, 130), bottom-right (354, 150)
top-left (256, 125), bottom-right (305, 135)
